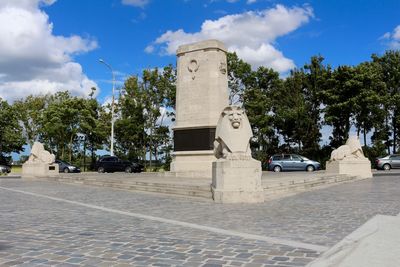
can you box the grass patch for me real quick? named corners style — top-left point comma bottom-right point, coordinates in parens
top-left (11, 166), bottom-right (22, 174)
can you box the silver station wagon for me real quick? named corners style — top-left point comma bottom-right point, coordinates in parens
top-left (268, 154), bottom-right (321, 172)
top-left (375, 154), bottom-right (400, 170)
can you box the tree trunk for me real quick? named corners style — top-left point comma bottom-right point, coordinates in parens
top-left (91, 144), bottom-right (95, 171)
top-left (83, 138), bottom-right (86, 172)
top-left (386, 115), bottom-right (391, 154)
top-left (363, 128), bottom-right (367, 147)
top-left (143, 144), bottom-right (147, 169)
top-left (393, 115), bottom-right (397, 154)
top-left (69, 135), bottom-right (73, 162)
top-left (149, 140), bottom-right (152, 169)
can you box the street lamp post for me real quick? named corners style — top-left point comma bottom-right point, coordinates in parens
top-left (99, 59), bottom-right (115, 156)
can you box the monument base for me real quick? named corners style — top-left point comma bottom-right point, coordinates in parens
top-left (170, 150), bottom-right (216, 178)
top-left (211, 159), bottom-right (264, 203)
top-left (325, 159), bottom-right (372, 178)
top-left (22, 162), bottom-right (59, 178)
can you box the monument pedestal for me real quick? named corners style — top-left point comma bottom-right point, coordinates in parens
top-left (22, 162), bottom-right (59, 178)
top-left (325, 159), bottom-right (372, 178)
top-left (211, 159), bottom-right (264, 203)
top-left (170, 151), bottom-right (215, 178)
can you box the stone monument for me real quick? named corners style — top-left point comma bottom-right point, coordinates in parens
top-left (170, 39), bottom-right (229, 177)
top-left (325, 136), bottom-right (372, 178)
top-left (211, 106), bottom-right (264, 203)
top-left (22, 142), bottom-right (59, 178)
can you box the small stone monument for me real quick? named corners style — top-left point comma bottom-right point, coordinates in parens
top-left (325, 136), bottom-right (372, 178)
top-left (22, 142), bottom-right (59, 178)
top-left (170, 39), bottom-right (229, 177)
top-left (211, 106), bottom-right (264, 203)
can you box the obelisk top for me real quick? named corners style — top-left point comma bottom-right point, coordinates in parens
top-left (177, 39), bottom-right (227, 56)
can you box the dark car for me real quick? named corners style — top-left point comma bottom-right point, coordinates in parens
top-left (0, 156), bottom-right (11, 174)
top-left (55, 160), bottom-right (81, 173)
top-left (94, 156), bottom-right (144, 173)
top-left (0, 164), bottom-right (11, 174)
top-left (375, 154), bottom-right (400, 170)
top-left (268, 154), bottom-right (321, 172)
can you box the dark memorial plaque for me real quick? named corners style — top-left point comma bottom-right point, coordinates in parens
top-left (174, 127), bottom-right (216, 151)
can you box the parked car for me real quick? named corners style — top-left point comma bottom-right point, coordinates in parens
top-left (55, 160), bottom-right (81, 173)
top-left (268, 154), bottom-right (321, 172)
top-left (94, 156), bottom-right (144, 173)
top-left (0, 164), bottom-right (11, 174)
top-left (0, 156), bottom-right (11, 174)
top-left (375, 154), bottom-right (400, 170)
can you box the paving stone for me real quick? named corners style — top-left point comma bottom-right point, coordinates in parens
top-left (272, 256), bottom-right (290, 261)
top-left (1, 175), bottom-right (399, 266)
top-left (236, 253), bottom-right (253, 258)
top-left (201, 263), bottom-right (223, 267)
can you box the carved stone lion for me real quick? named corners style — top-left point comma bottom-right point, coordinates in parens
top-left (213, 106), bottom-right (253, 160)
top-left (330, 136), bottom-right (366, 161)
top-left (28, 142), bottom-right (55, 164)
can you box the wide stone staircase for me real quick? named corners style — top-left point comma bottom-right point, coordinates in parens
top-left (262, 173), bottom-right (365, 200)
top-left (44, 173), bottom-right (213, 199)
top-left (41, 171), bottom-right (368, 201)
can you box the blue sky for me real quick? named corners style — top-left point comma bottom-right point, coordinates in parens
top-left (0, 0), bottom-right (399, 104)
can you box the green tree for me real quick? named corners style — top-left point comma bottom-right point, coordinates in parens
top-left (274, 69), bottom-right (309, 151)
top-left (79, 97), bottom-right (109, 170)
top-left (353, 62), bottom-right (387, 147)
top-left (115, 76), bottom-right (146, 161)
top-left (115, 65), bottom-right (176, 169)
top-left (227, 52), bottom-right (252, 105)
top-left (302, 56), bottom-right (330, 156)
top-left (40, 92), bottom-right (93, 162)
top-left (324, 65), bottom-right (359, 148)
top-left (13, 94), bottom-right (48, 146)
top-left (372, 50), bottom-right (400, 153)
top-left (243, 66), bottom-right (281, 160)
top-left (0, 98), bottom-right (25, 156)
top-left (142, 66), bottom-right (176, 169)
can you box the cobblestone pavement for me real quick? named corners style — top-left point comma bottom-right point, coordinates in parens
top-left (1, 175), bottom-right (399, 266)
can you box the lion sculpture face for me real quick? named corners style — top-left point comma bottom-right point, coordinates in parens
top-left (214, 106), bottom-right (253, 159)
top-left (227, 108), bottom-right (244, 129)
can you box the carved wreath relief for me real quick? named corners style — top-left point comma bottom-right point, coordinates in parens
top-left (187, 59), bottom-right (199, 80)
top-left (219, 62), bottom-right (227, 75)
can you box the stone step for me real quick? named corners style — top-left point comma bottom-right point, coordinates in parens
top-left (42, 172), bottom-right (368, 201)
top-left (45, 176), bottom-right (213, 199)
top-left (263, 175), bottom-right (365, 197)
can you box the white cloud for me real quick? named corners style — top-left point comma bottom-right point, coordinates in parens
top-left (247, 0), bottom-right (257, 4)
top-left (393, 25), bottom-right (400, 39)
top-left (122, 0), bottom-right (149, 8)
top-left (144, 45), bottom-right (155, 53)
top-left (230, 44), bottom-right (295, 72)
top-left (148, 4), bottom-right (313, 73)
top-left (380, 25), bottom-right (400, 49)
top-left (0, 0), bottom-right (98, 101)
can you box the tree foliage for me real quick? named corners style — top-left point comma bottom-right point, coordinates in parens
top-left (115, 65), bottom-right (176, 170)
top-left (0, 98), bottom-right (25, 156)
top-left (4, 49), bottom-right (400, 170)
